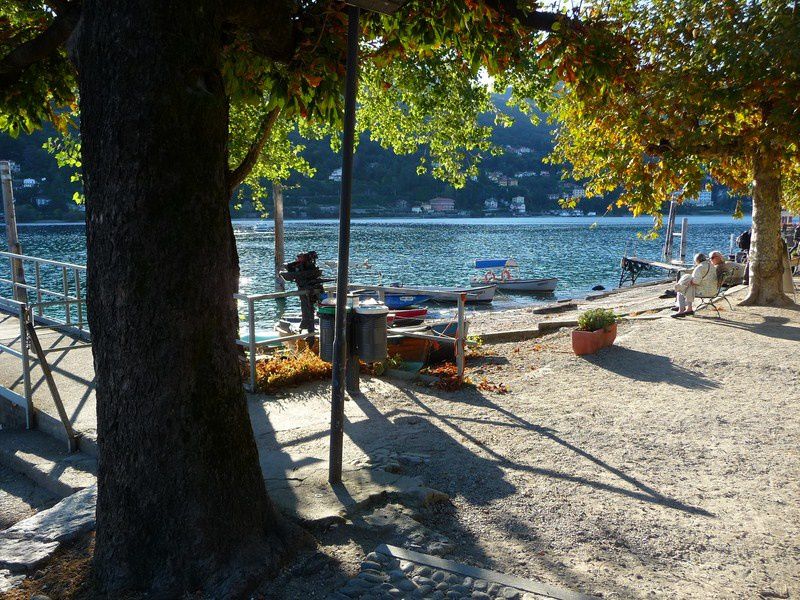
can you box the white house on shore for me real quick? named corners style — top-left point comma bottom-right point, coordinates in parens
top-left (510, 196), bottom-right (526, 214)
top-left (484, 198), bottom-right (498, 211)
top-left (328, 168), bottom-right (342, 182)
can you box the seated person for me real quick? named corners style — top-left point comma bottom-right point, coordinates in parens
top-left (672, 253), bottom-right (716, 318)
top-left (709, 250), bottom-right (746, 285)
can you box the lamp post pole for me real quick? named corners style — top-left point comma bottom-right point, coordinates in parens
top-left (329, 4), bottom-right (360, 485)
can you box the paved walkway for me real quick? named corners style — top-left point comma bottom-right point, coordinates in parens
top-left (0, 314), bottom-right (96, 449)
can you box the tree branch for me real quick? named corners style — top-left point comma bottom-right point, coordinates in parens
top-left (0, 1), bottom-right (81, 86)
top-left (485, 0), bottom-right (577, 32)
top-left (224, 0), bottom-right (297, 64)
top-left (227, 106), bottom-right (282, 193)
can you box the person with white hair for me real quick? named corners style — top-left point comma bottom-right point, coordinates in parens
top-left (672, 253), bottom-right (717, 317)
top-left (709, 250), bottom-right (746, 286)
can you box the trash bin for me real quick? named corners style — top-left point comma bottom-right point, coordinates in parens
top-left (354, 303), bottom-right (389, 363)
top-left (317, 305), bottom-right (337, 362)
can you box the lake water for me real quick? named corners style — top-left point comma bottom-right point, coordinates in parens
top-left (6, 215), bottom-right (751, 327)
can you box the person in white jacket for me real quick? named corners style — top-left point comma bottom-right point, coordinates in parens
top-left (672, 253), bottom-right (716, 317)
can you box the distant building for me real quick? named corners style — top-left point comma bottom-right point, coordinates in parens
top-left (429, 197), bottom-right (455, 212)
top-left (484, 198), bottom-right (498, 211)
top-left (22, 178), bottom-right (36, 188)
top-left (419, 202), bottom-right (432, 213)
top-left (328, 168), bottom-right (342, 182)
top-left (8, 161), bottom-right (20, 173)
top-left (510, 196), bottom-right (526, 214)
top-left (318, 205), bottom-right (338, 215)
top-left (515, 171), bottom-right (537, 178)
top-left (34, 197), bottom-right (52, 207)
top-left (70, 203), bottom-right (86, 212)
top-left (395, 199), bottom-right (409, 210)
top-left (411, 206), bottom-right (423, 214)
top-left (686, 190), bottom-right (713, 207)
top-left (539, 170), bottom-right (550, 177)
top-left (505, 145), bottom-right (532, 155)
top-left (571, 187), bottom-right (586, 199)
top-left (547, 194), bottom-right (559, 201)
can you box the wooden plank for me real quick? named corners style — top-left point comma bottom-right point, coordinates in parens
top-left (376, 544), bottom-right (594, 600)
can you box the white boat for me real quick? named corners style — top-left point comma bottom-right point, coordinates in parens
top-left (470, 259), bottom-right (558, 293)
top-left (418, 284), bottom-right (496, 303)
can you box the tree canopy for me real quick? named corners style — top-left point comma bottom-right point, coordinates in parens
top-left (1, 1), bottom-right (578, 207)
top-left (540, 0), bottom-right (800, 218)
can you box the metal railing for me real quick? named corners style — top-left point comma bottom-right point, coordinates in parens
top-left (0, 251), bottom-right (89, 337)
top-left (0, 298), bottom-right (33, 428)
top-left (236, 282), bottom-right (476, 390)
top-left (235, 289), bottom-right (314, 390)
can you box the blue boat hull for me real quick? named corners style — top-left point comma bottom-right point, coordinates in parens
top-left (384, 294), bottom-right (431, 309)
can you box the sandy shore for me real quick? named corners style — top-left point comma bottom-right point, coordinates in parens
top-left (260, 280), bottom-right (800, 599)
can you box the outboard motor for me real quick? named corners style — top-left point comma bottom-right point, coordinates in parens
top-left (281, 251), bottom-right (328, 333)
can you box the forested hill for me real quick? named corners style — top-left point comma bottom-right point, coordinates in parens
top-left (0, 95), bottom-right (737, 220)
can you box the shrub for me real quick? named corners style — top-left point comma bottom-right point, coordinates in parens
top-left (577, 308), bottom-right (617, 332)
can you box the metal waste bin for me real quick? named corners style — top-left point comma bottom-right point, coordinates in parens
top-left (318, 305), bottom-right (337, 362)
top-left (354, 303), bottom-right (389, 362)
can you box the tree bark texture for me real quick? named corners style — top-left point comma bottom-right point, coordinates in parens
top-left (77, 2), bottom-right (288, 595)
top-left (741, 146), bottom-right (793, 307)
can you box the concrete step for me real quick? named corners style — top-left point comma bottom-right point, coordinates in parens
top-left (0, 429), bottom-right (96, 498)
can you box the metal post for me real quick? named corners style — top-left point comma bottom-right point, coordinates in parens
top-left (273, 181), bottom-right (285, 292)
top-left (61, 266), bottom-right (71, 324)
top-left (248, 298), bottom-right (257, 391)
top-left (74, 269), bottom-right (84, 330)
top-left (35, 262), bottom-right (42, 316)
top-left (456, 293), bottom-right (466, 382)
top-left (27, 321), bottom-right (78, 452)
top-left (329, 4), bottom-right (360, 485)
top-left (1, 161), bottom-right (27, 303)
top-left (18, 304), bottom-right (33, 429)
top-left (679, 218), bottom-right (688, 264)
top-left (346, 309), bottom-right (360, 395)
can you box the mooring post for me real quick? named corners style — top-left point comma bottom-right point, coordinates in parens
top-left (329, 4), bottom-right (360, 485)
top-left (456, 293), bottom-right (466, 382)
top-left (1, 161), bottom-right (27, 303)
top-left (273, 181), bottom-right (285, 292)
top-left (662, 200), bottom-right (677, 263)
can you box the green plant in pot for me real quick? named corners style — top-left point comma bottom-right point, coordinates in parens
top-left (572, 308), bottom-right (619, 355)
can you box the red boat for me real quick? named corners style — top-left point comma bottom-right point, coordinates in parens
top-left (387, 307), bottom-right (427, 327)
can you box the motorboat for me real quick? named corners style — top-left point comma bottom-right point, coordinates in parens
top-left (470, 259), bottom-right (558, 293)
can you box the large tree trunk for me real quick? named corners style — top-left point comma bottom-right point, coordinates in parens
top-left (77, 2), bottom-right (291, 595)
top-left (740, 145), bottom-right (793, 307)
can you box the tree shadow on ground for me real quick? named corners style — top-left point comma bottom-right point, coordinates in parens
top-left (698, 314), bottom-right (800, 342)
top-left (390, 382), bottom-right (712, 517)
top-left (583, 346), bottom-right (719, 390)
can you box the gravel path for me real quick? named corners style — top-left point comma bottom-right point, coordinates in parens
top-left (0, 464), bottom-right (58, 529)
top-left (264, 284), bottom-right (800, 599)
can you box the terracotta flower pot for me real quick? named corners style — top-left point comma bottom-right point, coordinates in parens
top-left (571, 328), bottom-right (605, 355)
top-left (602, 323), bottom-right (618, 348)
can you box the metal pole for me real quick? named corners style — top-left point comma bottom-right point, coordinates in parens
top-left (74, 269), bottom-right (84, 330)
top-left (61, 266), bottom-right (71, 324)
top-left (329, 4), bottom-right (360, 485)
top-left (248, 298), bottom-right (257, 391)
top-left (19, 304), bottom-right (33, 429)
top-left (456, 293), bottom-right (466, 382)
top-left (35, 262), bottom-right (42, 316)
top-left (273, 181), bottom-right (285, 292)
top-left (1, 161), bottom-right (27, 303)
top-left (679, 218), bottom-right (688, 263)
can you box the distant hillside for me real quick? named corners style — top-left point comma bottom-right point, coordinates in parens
top-left (0, 94), bottom-right (740, 220)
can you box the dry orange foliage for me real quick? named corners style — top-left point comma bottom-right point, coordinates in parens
top-left (250, 349), bottom-right (332, 394)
